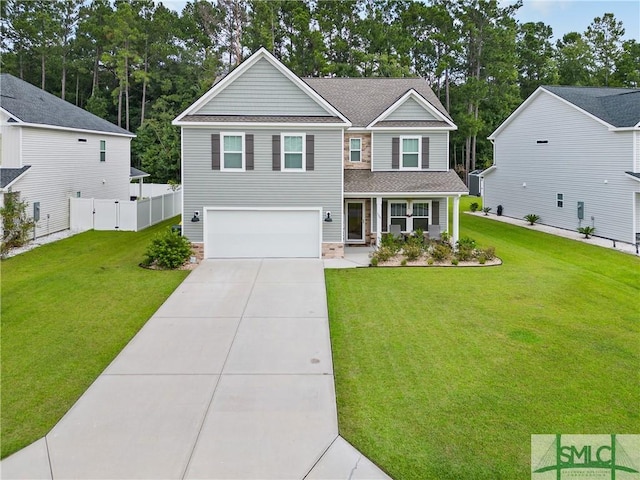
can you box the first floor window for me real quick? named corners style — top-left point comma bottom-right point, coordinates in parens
top-left (283, 134), bottom-right (304, 170)
top-left (557, 193), bottom-right (564, 208)
top-left (390, 202), bottom-right (407, 231)
top-left (412, 202), bottom-right (430, 230)
top-left (401, 137), bottom-right (420, 169)
top-left (350, 137), bottom-right (361, 162)
top-left (222, 134), bottom-right (244, 170)
top-left (99, 140), bottom-right (106, 162)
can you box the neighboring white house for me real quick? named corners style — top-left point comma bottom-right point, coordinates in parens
top-left (482, 85), bottom-right (640, 245)
top-left (0, 74), bottom-right (135, 238)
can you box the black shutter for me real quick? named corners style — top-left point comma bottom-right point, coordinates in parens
top-left (391, 137), bottom-right (400, 169)
top-left (422, 137), bottom-right (430, 169)
top-left (432, 201), bottom-right (440, 225)
top-left (211, 133), bottom-right (220, 170)
top-left (245, 134), bottom-right (254, 170)
top-left (306, 135), bottom-right (314, 171)
top-left (272, 135), bottom-right (281, 170)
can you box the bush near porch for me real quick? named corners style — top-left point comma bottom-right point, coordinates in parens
top-left (326, 197), bottom-right (639, 479)
top-left (1, 218), bottom-right (189, 459)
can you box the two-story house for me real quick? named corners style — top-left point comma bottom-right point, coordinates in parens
top-left (0, 74), bottom-right (134, 238)
top-left (482, 86), bottom-right (640, 245)
top-left (174, 48), bottom-right (467, 259)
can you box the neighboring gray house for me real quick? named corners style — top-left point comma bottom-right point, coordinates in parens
top-left (173, 48), bottom-right (467, 259)
top-left (0, 74), bottom-right (134, 238)
top-left (483, 85), bottom-right (640, 245)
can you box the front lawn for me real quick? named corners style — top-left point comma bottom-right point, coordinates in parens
top-left (1, 218), bottom-right (189, 458)
top-left (326, 202), bottom-right (639, 479)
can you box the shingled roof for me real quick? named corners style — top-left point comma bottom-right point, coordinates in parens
top-left (302, 78), bottom-right (452, 128)
top-left (0, 166), bottom-right (31, 189)
top-left (0, 74), bottom-right (133, 136)
top-left (543, 86), bottom-right (640, 128)
top-left (344, 170), bottom-right (468, 194)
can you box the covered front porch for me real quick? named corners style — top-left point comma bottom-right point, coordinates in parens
top-left (343, 170), bottom-right (468, 246)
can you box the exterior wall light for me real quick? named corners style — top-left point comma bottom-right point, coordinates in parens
top-left (324, 211), bottom-right (332, 222)
top-left (191, 211), bottom-right (200, 222)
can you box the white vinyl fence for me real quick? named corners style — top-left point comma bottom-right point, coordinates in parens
top-left (70, 190), bottom-right (181, 232)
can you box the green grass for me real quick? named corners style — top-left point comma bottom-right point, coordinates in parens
top-left (326, 197), bottom-right (639, 480)
top-left (1, 218), bottom-right (189, 458)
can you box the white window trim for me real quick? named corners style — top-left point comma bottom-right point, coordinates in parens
top-left (281, 132), bottom-right (306, 171)
top-left (99, 139), bottom-right (106, 162)
top-left (411, 201), bottom-right (432, 230)
top-left (220, 132), bottom-right (246, 171)
top-left (389, 201), bottom-right (408, 231)
top-left (387, 200), bottom-right (432, 232)
top-left (557, 193), bottom-right (564, 208)
top-left (349, 137), bottom-right (362, 163)
top-left (400, 135), bottom-right (421, 170)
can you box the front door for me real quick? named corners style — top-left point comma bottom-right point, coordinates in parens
top-left (346, 201), bottom-right (365, 243)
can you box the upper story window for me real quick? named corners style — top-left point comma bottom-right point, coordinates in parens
top-left (282, 133), bottom-right (305, 171)
top-left (557, 193), bottom-right (564, 208)
top-left (350, 138), bottom-right (361, 162)
top-left (222, 133), bottom-right (245, 170)
top-left (99, 140), bottom-right (106, 162)
top-left (401, 137), bottom-right (420, 169)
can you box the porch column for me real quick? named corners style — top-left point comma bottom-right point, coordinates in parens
top-left (452, 195), bottom-right (460, 246)
top-left (375, 196), bottom-right (382, 247)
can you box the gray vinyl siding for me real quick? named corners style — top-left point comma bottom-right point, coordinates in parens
top-left (635, 193), bottom-right (640, 240)
top-left (196, 58), bottom-right (330, 117)
top-left (372, 131), bottom-right (448, 170)
top-left (483, 91), bottom-right (639, 244)
top-left (385, 97), bottom-right (438, 121)
top-left (182, 127), bottom-right (343, 243)
top-left (13, 127), bottom-right (130, 237)
top-left (1, 111), bottom-right (21, 168)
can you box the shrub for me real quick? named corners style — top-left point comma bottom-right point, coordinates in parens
top-left (482, 207), bottom-right (492, 215)
top-left (430, 243), bottom-right (452, 262)
top-left (440, 231), bottom-right (451, 244)
top-left (401, 259), bottom-right (407, 266)
top-left (478, 254), bottom-right (487, 265)
top-left (470, 202), bottom-right (479, 212)
top-left (143, 228), bottom-right (192, 269)
top-left (427, 258), bottom-right (434, 265)
top-left (370, 256), bottom-right (379, 267)
top-left (451, 257), bottom-right (459, 265)
top-left (0, 193), bottom-right (36, 258)
top-left (372, 245), bottom-right (398, 263)
top-left (402, 241), bottom-right (423, 261)
top-left (524, 214), bottom-right (540, 225)
top-left (456, 236), bottom-right (477, 262)
top-left (481, 246), bottom-right (496, 260)
top-left (380, 233), bottom-right (401, 249)
top-left (578, 226), bottom-right (595, 239)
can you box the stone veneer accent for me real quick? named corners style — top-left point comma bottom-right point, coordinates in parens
top-left (322, 242), bottom-right (345, 259)
top-left (344, 133), bottom-right (371, 169)
top-left (191, 242), bottom-right (205, 261)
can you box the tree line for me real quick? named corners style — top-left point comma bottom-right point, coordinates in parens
top-left (1, 0), bottom-right (637, 183)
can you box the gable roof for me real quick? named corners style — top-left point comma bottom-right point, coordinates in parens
top-left (174, 48), bottom-right (350, 126)
top-left (303, 77), bottom-right (452, 128)
top-left (490, 85), bottom-right (640, 139)
top-left (0, 166), bottom-right (31, 190)
top-left (0, 74), bottom-right (134, 137)
top-left (543, 86), bottom-right (640, 128)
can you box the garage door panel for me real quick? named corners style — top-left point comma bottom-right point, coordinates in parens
top-left (206, 209), bottom-right (320, 258)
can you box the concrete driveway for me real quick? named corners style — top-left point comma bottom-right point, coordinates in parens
top-left (2, 259), bottom-right (390, 479)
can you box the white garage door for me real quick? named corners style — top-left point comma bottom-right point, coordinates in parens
top-left (205, 208), bottom-right (321, 258)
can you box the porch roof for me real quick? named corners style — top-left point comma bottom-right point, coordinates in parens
top-left (344, 170), bottom-right (468, 195)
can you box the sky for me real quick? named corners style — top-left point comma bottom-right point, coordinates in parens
top-left (158, 0), bottom-right (640, 42)
top-left (508, 0), bottom-right (640, 41)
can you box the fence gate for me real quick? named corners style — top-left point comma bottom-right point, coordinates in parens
top-left (93, 199), bottom-right (120, 230)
